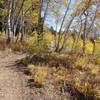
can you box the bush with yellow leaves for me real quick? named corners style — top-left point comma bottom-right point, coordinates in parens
top-left (28, 64), bottom-right (48, 85)
top-left (25, 35), bottom-right (49, 54)
top-left (74, 70), bottom-right (100, 99)
top-left (95, 57), bottom-right (100, 65)
top-left (73, 56), bottom-right (88, 69)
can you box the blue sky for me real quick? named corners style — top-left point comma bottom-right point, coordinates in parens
top-left (44, 0), bottom-right (100, 34)
top-left (44, 0), bottom-right (77, 31)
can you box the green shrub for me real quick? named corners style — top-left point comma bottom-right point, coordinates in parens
top-left (26, 35), bottom-right (49, 54)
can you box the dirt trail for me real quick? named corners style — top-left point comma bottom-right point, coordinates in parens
top-left (0, 51), bottom-right (33, 100)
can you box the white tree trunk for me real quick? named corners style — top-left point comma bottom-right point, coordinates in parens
top-left (7, 0), bottom-right (13, 43)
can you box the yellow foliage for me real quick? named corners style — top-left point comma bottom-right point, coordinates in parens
top-left (28, 65), bottom-right (48, 85)
top-left (74, 57), bottom-right (88, 69)
top-left (96, 36), bottom-right (100, 40)
top-left (27, 64), bottom-right (35, 72)
top-left (66, 37), bottom-right (74, 48)
top-left (86, 41), bottom-right (93, 53)
top-left (27, 53), bottom-right (100, 99)
top-left (25, 33), bottom-right (49, 54)
top-left (91, 67), bottom-right (99, 74)
top-left (75, 77), bottom-right (81, 87)
top-left (95, 57), bottom-right (100, 64)
top-left (53, 69), bottom-right (66, 82)
top-left (88, 64), bottom-right (100, 74)
top-left (44, 32), bottom-right (53, 42)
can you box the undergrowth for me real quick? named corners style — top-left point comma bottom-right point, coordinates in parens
top-left (20, 53), bottom-right (100, 100)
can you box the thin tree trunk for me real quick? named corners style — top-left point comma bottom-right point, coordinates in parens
top-left (37, 0), bottom-right (49, 42)
top-left (7, 0), bottom-right (13, 44)
top-left (58, 16), bottom-right (75, 52)
top-left (20, 5), bottom-right (24, 42)
top-left (73, 17), bottom-right (82, 51)
top-left (12, 0), bottom-right (25, 36)
top-left (55, 0), bottom-right (71, 52)
top-left (37, 0), bottom-right (43, 41)
top-left (54, 20), bottom-right (58, 49)
top-left (93, 40), bottom-right (96, 55)
top-left (83, 12), bottom-right (88, 54)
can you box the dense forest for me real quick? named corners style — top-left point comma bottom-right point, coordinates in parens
top-left (0, 0), bottom-right (100, 100)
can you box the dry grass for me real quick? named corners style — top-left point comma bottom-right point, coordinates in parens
top-left (24, 53), bottom-right (100, 100)
top-left (0, 33), bottom-right (100, 99)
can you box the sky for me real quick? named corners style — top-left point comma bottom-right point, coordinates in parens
top-left (44, 0), bottom-right (77, 31)
top-left (44, 0), bottom-right (100, 34)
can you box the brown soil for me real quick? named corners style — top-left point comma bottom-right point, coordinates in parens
top-left (0, 51), bottom-right (33, 100)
